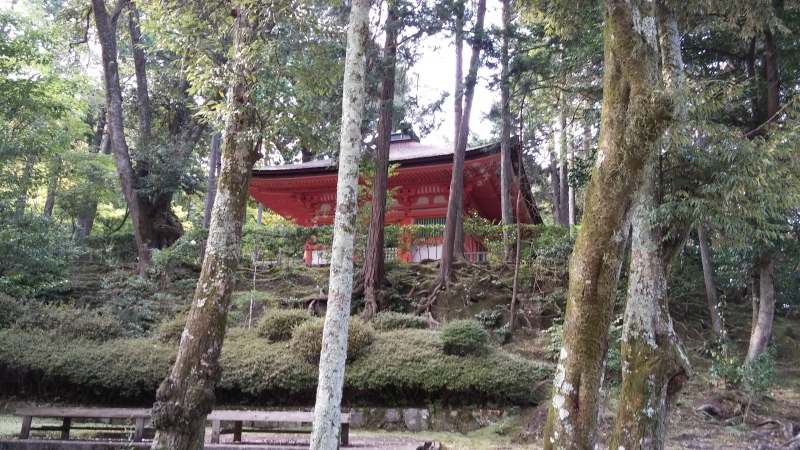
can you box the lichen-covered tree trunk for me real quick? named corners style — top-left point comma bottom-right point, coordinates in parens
top-left (698, 223), bottom-right (723, 335)
top-left (310, 0), bottom-right (369, 447)
top-left (361, 2), bottom-right (398, 320)
top-left (542, 0), bottom-right (675, 448)
top-left (610, 155), bottom-right (690, 450)
top-left (499, 0), bottom-right (514, 262)
top-left (149, 7), bottom-right (261, 450)
top-left (203, 133), bottom-right (221, 230)
top-left (440, 0), bottom-right (486, 280)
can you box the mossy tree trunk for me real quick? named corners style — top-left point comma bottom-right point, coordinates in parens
top-left (542, 0), bottom-right (675, 448)
top-left (149, 7), bottom-right (261, 450)
top-left (310, 0), bottom-right (369, 447)
top-left (362, 2), bottom-right (398, 320)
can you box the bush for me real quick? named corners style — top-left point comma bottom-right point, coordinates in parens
top-left (256, 309), bottom-right (311, 342)
top-left (0, 294), bottom-right (25, 329)
top-left (371, 311), bottom-right (428, 331)
top-left (290, 318), bottom-right (375, 364)
top-left (12, 304), bottom-right (125, 341)
top-left (474, 309), bottom-right (503, 328)
top-left (153, 314), bottom-right (187, 343)
top-left (440, 320), bottom-right (488, 356)
top-left (0, 327), bottom-right (553, 406)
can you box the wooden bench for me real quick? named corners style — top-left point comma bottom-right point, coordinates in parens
top-left (207, 410), bottom-right (357, 446)
top-left (15, 407), bottom-right (151, 441)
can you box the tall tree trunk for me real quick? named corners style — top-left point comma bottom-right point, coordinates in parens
top-left (548, 137), bottom-right (561, 225)
top-left (558, 106), bottom-right (569, 227)
top-left (746, 25), bottom-right (780, 362)
top-left (75, 108), bottom-right (108, 239)
top-left (747, 256), bottom-right (775, 362)
top-left (43, 156), bottom-right (61, 218)
top-left (499, 0), bottom-right (514, 262)
top-left (453, 0), bottom-right (464, 143)
top-left (15, 156), bottom-right (35, 215)
top-left (310, 0), bottom-right (369, 447)
top-left (698, 223), bottom-right (723, 335)
top-left (361, 2), bottom-right (398, 321)
top-left (542, 0), bottom-right (675, 447)
top-left (92, 0), bottom-right (153, 278)
top-left (149, 6), bottom-right (262, 450)
top-left (440, 0), bottom-right (487, 280)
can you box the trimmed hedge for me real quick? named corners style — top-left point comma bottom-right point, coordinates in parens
top-left (11, 304), bottom-right (126, 341)
top-left (0, 328), bottom-right (553, 407)
top-left (440, 319), bottom-right (488, 356)
top-left (290, 318), bottom-right (374, 364)
top-left (371, 311), bottom-right (428, 331)
top-left (256, 309), bottom-right (311, 342)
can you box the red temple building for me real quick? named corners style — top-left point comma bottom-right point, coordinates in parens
top-left (248, 134), bottom-right (541, 264)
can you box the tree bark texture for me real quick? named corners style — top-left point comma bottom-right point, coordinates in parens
top-left (610, 156), bottom-right (690, 450)
top-left (128, 1), bottom-right (151, 139)
top-left (310, 0), bottom-right (369, 447)
top-left (362, 3), bottom-right (398, 320)
top-left (698, 223), bottom-right (723, 336)
top-left (747, 256), bottom-right (775, 362)
top-left (549, 137), bottom-right (561, 225)
top-left (499, 0), bottom-right (514, 262)
top-left (440, 0), bottom-right (487, 280)
top-left (542, 0), bottom-right (675, 448)
top-left (149, 7), bottom-right (261, 450)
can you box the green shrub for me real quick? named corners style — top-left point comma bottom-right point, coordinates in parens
top-left (257, 309), bottom-right (311, 342)
top-left (290, 318), bottom-right (374, 364)
top-left (371, 311), bottom-right (428, 331)
top-left (440, 319), bottom-right (488, 356)
top-left (153, 314), bottom-right (187, 343)
top-left (12, 304), bottom-right (125, 341)
top-left (0, 294), bottom-right (25, 329)
top-left (474, 309), bottom-right (503, 329)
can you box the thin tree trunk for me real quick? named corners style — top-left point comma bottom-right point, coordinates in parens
top-left (75, 108), bottom-right (107, 239)
top-left (440, 0), bottom-right (487, 280)
top-left (499, 0), bottom-right (514, 263)
top-left (747, 256), bottom-right (775, 362)
top-left (509, 189), bottom-right (522, 332)
top-left (542, 0), bottom-right (675, 447)
top-left (558, 106), bottom-right (569, 227)
top-left (310, 0), bottom-right (369, 447)
top-left (92, 0), bottom-right (153, 277)
top-left (548, 137), bottom-right (561, 225)
top-left (43, 156), bottom-right (60, 218)
top-left (698, 223), bottom-right (723, 336)
top-left (149, 6), bottom-right (262, 450)
top-left (15, 156), bottom-right (35, 215)
top-left (453, 0), bottom-right (464, 143)
top-left (203, 133), bottom-right (221, 230)
top-left (128, 1), bottom-right (151, 140)
top-left (362, 2), bottom-right (398, 320)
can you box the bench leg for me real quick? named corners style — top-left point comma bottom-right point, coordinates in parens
top-left (233, 421), bottom-right (242, 443)
top-left (341, 424), bottom-right (349, 447)
top-left (134, 418), bottom-right (144, 442)
top-left (61, 417), bottom-right (71, 440)
top-left (20, 416), bottom-right (32, 439)
top-left (211, 420), bottom-right (221, 444)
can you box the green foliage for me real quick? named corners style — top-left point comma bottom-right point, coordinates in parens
top-left (151, 228), bottom-right (207, 276)
top-left (371, 311), bottom-right (429, 331)
top-left (474, 309), bottom-right (503, 328)
top-left (543, 322), bottom-right (563, 362)
top-left (603, 317), bottom-right (624, 385)
top-left (256, 309), bottom-right (311, 342)
top-left (0, 211), bottom-right (82, 298)
top-left (0, 327), bottom-right (553, 406)
top-left (710, 340), bottom-right (777, 399)
top-left (0, 294), bottom-right (24, 329)
top-left (242, 222), bottom-right (333, 263)
top-left (152, 314), bottom-right (187, 343)
top-left (289, 318), bottom-right (375, 364)
top-left (440, 319), bottom-right (488, 356)
top-left (11, 304), bottom-right (125, 341)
